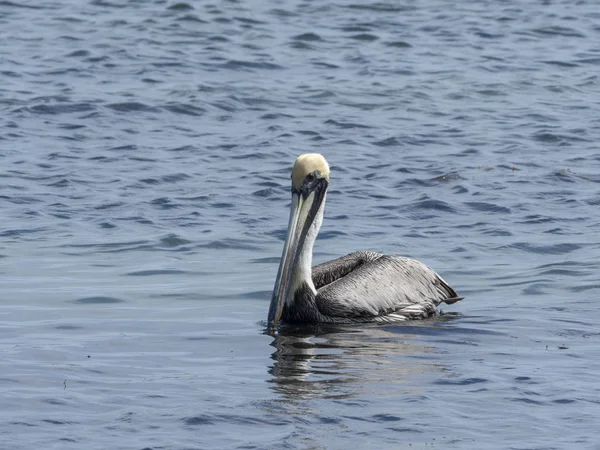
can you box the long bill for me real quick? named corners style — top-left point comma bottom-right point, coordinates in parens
top-left (267, 187), bottom-right (324, 331)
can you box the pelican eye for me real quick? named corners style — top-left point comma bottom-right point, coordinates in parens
top-left (305, 171), bottom-right (318, 184)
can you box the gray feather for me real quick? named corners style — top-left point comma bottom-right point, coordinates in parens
top-left (311, 251), bottom-right (462, 322)
top-left (312, 251), bottom-right (382, 289)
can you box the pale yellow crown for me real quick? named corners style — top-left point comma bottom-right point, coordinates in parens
top-left (291, 153), bottom-right (330, 190)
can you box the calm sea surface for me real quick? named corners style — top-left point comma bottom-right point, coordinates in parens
top-left (1, 0), bottom-right (600, 449)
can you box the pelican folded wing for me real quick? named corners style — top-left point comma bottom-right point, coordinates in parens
top-left (315, 255), bottom-right (460, 321)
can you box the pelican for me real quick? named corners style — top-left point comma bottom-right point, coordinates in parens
top-left (267, 153), bottom-right (462, 331)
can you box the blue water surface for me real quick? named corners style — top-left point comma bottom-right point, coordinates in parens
top-left (1, 0), bottom-right (599, 449)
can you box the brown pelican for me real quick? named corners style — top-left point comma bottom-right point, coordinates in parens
top-left (267, 153), bottom-right (462, 331)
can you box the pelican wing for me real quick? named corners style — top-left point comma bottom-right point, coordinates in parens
top-left (312, 251), bottom-right (383, 289)
top-left (315, 254), bottom-right (461, 321)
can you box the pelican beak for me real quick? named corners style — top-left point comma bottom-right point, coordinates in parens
top-left (268, 181), bottom-right (327, 331)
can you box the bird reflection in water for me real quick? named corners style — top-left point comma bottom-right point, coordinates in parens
top-left (267, 322), bottom-right (448, 400)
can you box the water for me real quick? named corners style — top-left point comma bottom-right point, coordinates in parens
top-left (1, 0), bottom-right (600, 448)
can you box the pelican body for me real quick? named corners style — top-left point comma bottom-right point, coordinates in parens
top-left (267, 154), bottom-right (462, 331)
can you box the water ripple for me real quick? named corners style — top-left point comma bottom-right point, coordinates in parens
top-left (2, 0), bottom-right (600, 448)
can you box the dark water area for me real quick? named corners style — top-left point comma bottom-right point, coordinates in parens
top-left (1, 0), bottom-right (600, 448)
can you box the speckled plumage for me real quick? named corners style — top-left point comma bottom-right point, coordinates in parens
top-left (281, 251), bottom-right (461, 324)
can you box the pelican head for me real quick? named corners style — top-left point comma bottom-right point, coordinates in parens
top-left (268, 154), bottom-right (330, 330)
